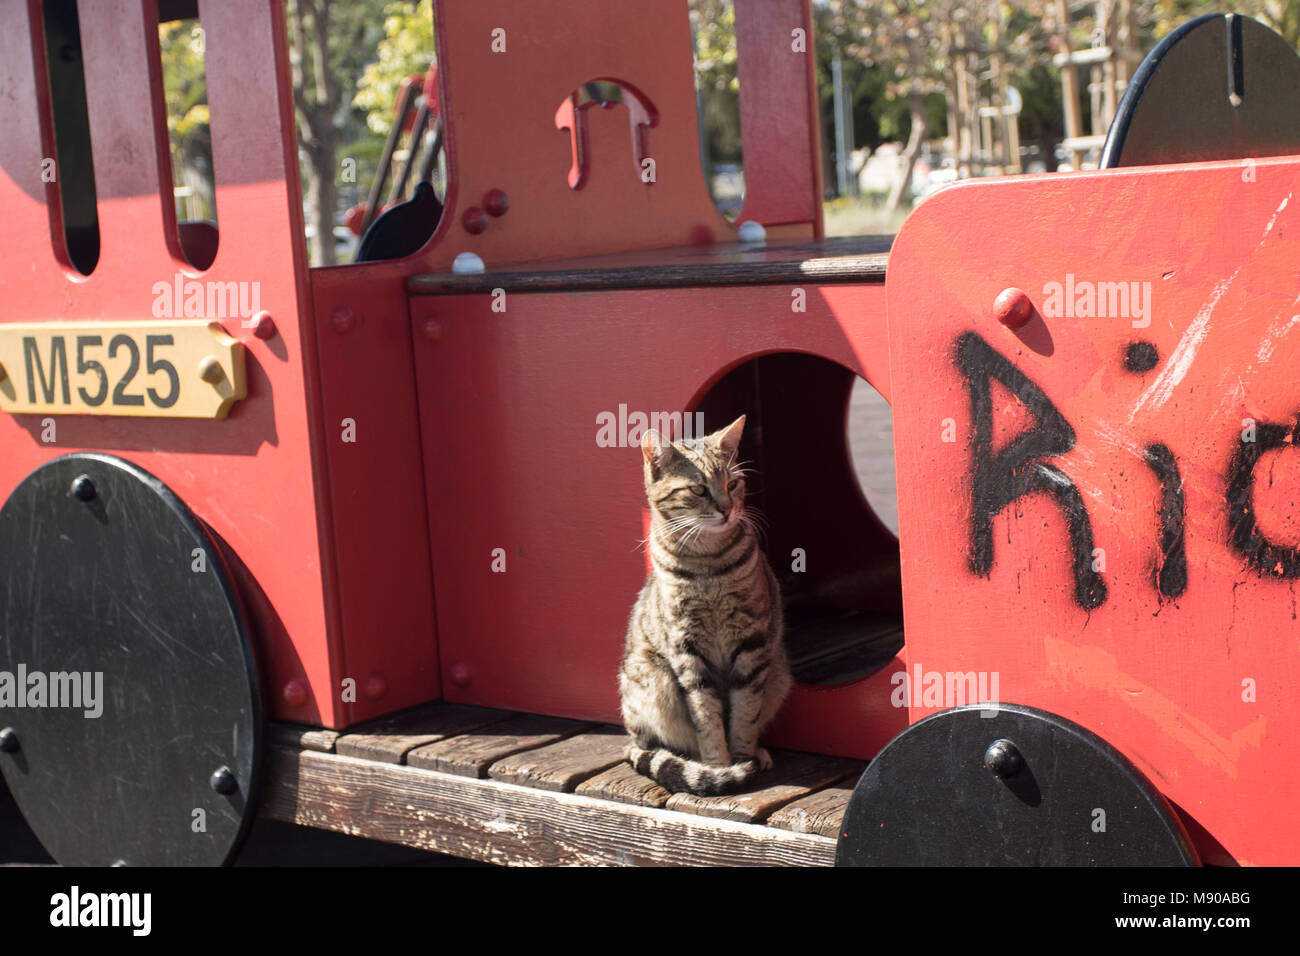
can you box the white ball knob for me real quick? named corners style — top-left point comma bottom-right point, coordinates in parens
top-left (452, 252), bottom-right (485, 274)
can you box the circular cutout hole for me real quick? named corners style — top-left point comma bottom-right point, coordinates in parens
top-left (692, 353), bottom-right (903, 686)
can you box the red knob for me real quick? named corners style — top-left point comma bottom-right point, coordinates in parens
top-left (994, 288), bottom-right (1033, 329)
top-left (282, 679), bottom-right (308, 707)
top-left (249, 311), bottom-right (276, 340)
top-left (462, 207), bottom-right (488, 234)
top-left (483, 189), bottom-right (509, 217)
top-left (364, 673), bottom-right (388, 700)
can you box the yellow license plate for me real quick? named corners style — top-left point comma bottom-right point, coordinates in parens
top-left (0, 321), bottom-right (245, 419)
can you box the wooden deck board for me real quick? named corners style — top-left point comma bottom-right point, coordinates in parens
top-left (267, 724), bottom-right (339, 754)
top-left (335, 703), bottom-right (515, 764)
top-left (261, 746), bottom-right (836, 866)
top-left (266, 707), bottom-right (865, 865)
top-left (406, 714), bottom-right (599, 778)
top-left (664, 750), bottom-right (866, 824)
top-left (767, 785), bottom-right (857, 839)
top-left (487, 726), bottom-right (628, 792)
top-left (575, 761), bottom-right (672, 808)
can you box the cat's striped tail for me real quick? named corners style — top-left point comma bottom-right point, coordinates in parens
top-left (626, 744), bottom-right (757, 796)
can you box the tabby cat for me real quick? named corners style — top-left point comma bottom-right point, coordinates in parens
top-left (620, 415), bottom-right (792, 795)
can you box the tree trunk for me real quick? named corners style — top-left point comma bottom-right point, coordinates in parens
top-left (308, 145), bottom-right (337, 266)
top-left (289, 0), bottom-right (338, 266)
top-left (886, 95), bottom-right (928, 215)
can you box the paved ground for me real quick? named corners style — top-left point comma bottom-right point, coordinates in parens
top-left (847, 377), bottom-right (898, 535)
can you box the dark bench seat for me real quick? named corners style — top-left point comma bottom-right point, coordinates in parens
top-left (406, 234), bottom-right (893, 295)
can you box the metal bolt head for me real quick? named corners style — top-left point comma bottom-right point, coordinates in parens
top-left (282, 679), bottom-right (308, 707)
top-left (421, 319), bottom-right (442, 341)
top-left (330, 307), bottom-right (356, 334)
top-left (461, 207), bottom-right (488, 235)
top-left (198, 356), bottom-right (225, 384)
top-left (249, 311), bottom-right (277, 340)
top-left (483, 189), bottom-right (509, 217)
top-left (364, 673), bottom-right (388, 700)
top-left (0, 727), bottom-right (18, 753)
top-left (984, 738), bottom-right (1023, 778)
top-left (449, 662), bottom-right (472, 687)
top-left (994, 287), bottom-right (1034, 329)
top-left (210, 765), bottom-right (237, 795)
top-left (70, 475), bottom-right (96, 502)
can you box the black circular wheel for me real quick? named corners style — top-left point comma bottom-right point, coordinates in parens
top-left (0, 453), bottom-right (261, 865)
top-left (837, 703), bottom-right (1198, 866)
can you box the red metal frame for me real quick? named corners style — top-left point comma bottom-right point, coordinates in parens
top-left (4, 0), bottom-right (1293, 867)
top-left (888, 156), bottom-right (1300, 866)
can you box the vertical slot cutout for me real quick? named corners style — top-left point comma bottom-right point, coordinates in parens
top-left (158, 1), bottom-right (218, 270)
top-left (41, 0), bottom-right (100, 276)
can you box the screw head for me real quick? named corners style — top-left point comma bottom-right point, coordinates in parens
top-left (421, 319), bottom-right (442, 341)
top-left (198, 356), bottom-right (225, 384)
top-left (70, 475), bottom-right (96, 502)
top-left (330, 307), bottom-right (357, 334)
top-left (364, 673), bottom-right (388, 700)
top-left (249, 311), bottom-right (277, 340)
top-left (984, 738), bottom-right (1023, 778)
top-left (482, 189), bottom-right (509, 217)
top-left (282, 679), bottom-right (308, 707)
top-left (0, 727), bottom-right (18, 753)
top-left (994, 287), bottom-right (1034, 329)
top-left (461, 207), bottom-right (488, 235)
top-left (449, 663), bottom-right (472, 688)
top-left (210, 765), bottom-right (237, 794)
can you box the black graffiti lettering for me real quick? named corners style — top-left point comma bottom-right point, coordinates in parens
top-left (1226, 419), bottom-right (1300, 579)
top-left (1143, 443), bottom-right (1187, 598)
top-left (955, 332), bottom-right (1107, 610)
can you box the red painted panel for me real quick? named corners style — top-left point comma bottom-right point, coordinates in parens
top-left (409, 282), bottom-right (903, 759)
top-left (0, 2), bottom-right (61, 272)
top-left (734, 0), bottom-right (823, 230)
top-left (886, 157), bottom-right (1300, 865)
top-left (304, 269), bottom-right (441, 725)
top-left (79, 0), bottom-right (182, 271)
top-left (0, 1), bottom-right (340, 725)
top-left (398, 0), bottom-right (818, 274)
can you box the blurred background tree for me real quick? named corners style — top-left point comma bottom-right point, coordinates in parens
top-left (354, 0), bottom-right (436, 136)
top-left (158, 19), bottom-right (214, 224)
top-left (162, 0), bottom-right (1300, 262)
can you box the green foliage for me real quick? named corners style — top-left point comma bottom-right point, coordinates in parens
top-left (158, 20), bottom-right (213, 220)
top-left (692, 0), bottom-right (742, 163)
top-left (354, 0), bottom-right (435, 136)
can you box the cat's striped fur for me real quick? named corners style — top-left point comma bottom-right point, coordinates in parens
top-left (620, 415), bottom-right (791, 796)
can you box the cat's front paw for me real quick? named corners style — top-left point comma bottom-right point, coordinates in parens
top-left (731, 747), bottom-right (773, 771)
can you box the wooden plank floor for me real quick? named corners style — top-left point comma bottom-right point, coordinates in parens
top-left (263, 703), bottom-right (865, 866)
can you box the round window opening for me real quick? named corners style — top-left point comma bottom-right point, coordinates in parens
top-left (691, 352), bottom-right (903, 687)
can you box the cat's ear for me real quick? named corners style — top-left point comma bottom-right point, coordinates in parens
top-left (717, 415), bottom-right (746, 459)
top-left (641, 429), bottom-right (676, 472)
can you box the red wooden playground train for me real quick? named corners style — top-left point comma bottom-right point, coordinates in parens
top-left (0, 1), bottom-right (1296, 866)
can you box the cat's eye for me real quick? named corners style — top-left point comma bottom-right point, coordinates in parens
top-left (689, 484), bottom-right (707, 496)
top-left (726, 479), bottom-right (740, 491)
